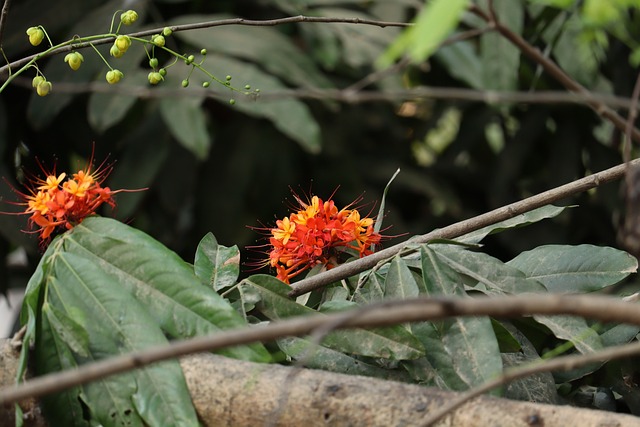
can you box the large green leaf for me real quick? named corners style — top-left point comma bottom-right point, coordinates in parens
top-left (242, 275), bottom-right (424, 360)
top-left (478, 0), bottom-right (523, 91)
top-left (41, 252), bottom-right (199, 427)
top-left (277, 336), bottom-right (413, 382)
top-left (458, 205), bottom-right (570, 244)
top-left (56, 217), bottom-right (270, 362)
top-left (35, 306), bottom-right (88, 427)
top-left (507, 244), bottom-right (638, 293)
top-left (420, 246), bottom-right (503, 389)
top-left (406, 321), bottom-right (468, 391)
top-left (194, 232), bottom-right (240, 291)
top-left (435, 40), bottom-right (483, 89)
top-left (534, 315), bottom-right (603, 356)
top-left (383, 255), bottom-right (419, 300)
top-left (431, 244), bottom-right (547, 294)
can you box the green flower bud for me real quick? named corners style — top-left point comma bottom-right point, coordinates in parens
top-left (149, 57), bottom-right (159, 69)
top-left (225, 75), bottom-right (232, 81)
top-left (106, 69), bottom-right (124, 84)
top-left (151, 34), bottom-right (165, 47)
top-left (181, 79), bottom-right (189, 88)
top-left (120, 10), bottom-right (138, 26)
top-left (26, 27), bottom-right (45, 46)
top-left (202, 81), bottom-right (210, 88)
top-left (158, 68), bottom-right (167, 77)
top-left (229, 98), bottom-right (235, 105)
top-left (200, 49), bottom-right (207, 56)
top-left (162, 27), bottom-right (173, 37)
top-left (64, 52), bottom-right (84, 71)
top-left (115, 35), bottom-right (131, 52)
top-left (32, 75), bottom-right (45, 88)
top-left (244, 84), bottom-right (251, 90)
top-left (148, 71), bottom-right (164, 85)
top-left (110, 44), bottom-right (123, 58)
top-left (36, 80), bottom-right (52, 96)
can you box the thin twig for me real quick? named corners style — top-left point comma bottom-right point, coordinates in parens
top-left (9, 73), bottom-right (640, 111)
top-left (2, 294), bottom-right (640, 406)
top-left (289, 158), bottom-right (640, 297)
top-left (469, 4), bottom-right (640, 143)
top-left (0, 15), bottom-right (411, 80)
top-left (420, 339), bottom-right (640, 426)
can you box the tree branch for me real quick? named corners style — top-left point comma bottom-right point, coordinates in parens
top-left (0, 0), bottom-right (11, 48)
top-left (470, 4), bottom-right (640, 143)
top-left (2, 294), bottom-right (640, 406)
top-left (289, 158), bottom-right (640, 297)
top-left (0, 15), bottom-right (411, 80)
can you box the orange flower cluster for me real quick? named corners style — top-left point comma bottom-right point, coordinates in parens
top-left (9, 158), bottom-right (139, 244)
top-left (267, 195), bottom-right (382, 284)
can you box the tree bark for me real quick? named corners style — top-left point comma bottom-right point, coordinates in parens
top-left (180, 353), bottom-right (640, 427)
top-left (2, 339), bottom-right (640, 427)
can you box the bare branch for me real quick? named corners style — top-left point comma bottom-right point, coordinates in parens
top-left (289, 158), bottom-right (640, 297)
top-left (2, 294), bottom-right (640, 406)
top-left (0, 15), bottom-right (411, 80)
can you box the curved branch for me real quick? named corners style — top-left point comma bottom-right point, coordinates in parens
top-left (2, 293), bottom-right (640, 406)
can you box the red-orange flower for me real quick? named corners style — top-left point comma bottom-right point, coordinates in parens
top-left (254, 194), bottom-right (383, 284)
top-left (5, 154), bottom-right (145, 245)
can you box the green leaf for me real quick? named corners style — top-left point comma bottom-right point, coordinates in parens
top-left (407, 321), bottom-right (469, 391)
top-left (478, 0), bottom-right (523, 91)
top-left (435, 40), bottom-right (483, 89)
top-left (243, 275), bottom-right (424, 360)
top-left (430, 244), bottom-right (547, 294)
top-left (535, 315), bottom-right (603, 355)
top-left (35, 309), bottom-right (89, 427)
top-left (58, 217), bottom-right (270, 363)
top-left (379, 0), bottom-right (470, 66)
top-left (383, 255), bottom-right (420, 300)
top-left (277, 336), bottom-right (412, 382)
top-left (159, 97), bottom-right (210, 160)
top-left (42, 302), bottom-right (90, 358)
top-left (507, 244), bottom-right (638, 292)
top-left (353, 271), bottom-right (385, 304)
top-left (458, 205), bottom-right (570, 244)
top-left (42, 252), bottom-right (199, 427)
top-left (194, 232), bottom-right (240, 291)
top-left (420, 246), bottom-right (503, 389)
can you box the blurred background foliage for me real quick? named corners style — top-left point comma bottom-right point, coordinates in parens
top-left (0, 0), bottom-right (637, 293)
